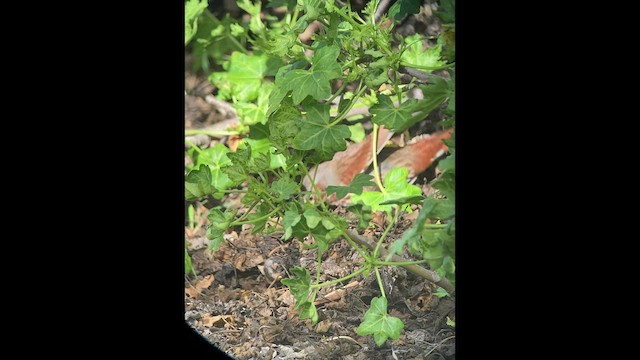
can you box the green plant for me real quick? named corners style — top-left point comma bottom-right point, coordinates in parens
top-left (185, 0), bottom-right (455, 347)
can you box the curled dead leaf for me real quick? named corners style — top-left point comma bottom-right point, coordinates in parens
top-left (315, 319), bottom-right (332, 333)
top-left (201, 314), bottom-right (234, 328)
top-left (185, 274), bottom-right (215, 299)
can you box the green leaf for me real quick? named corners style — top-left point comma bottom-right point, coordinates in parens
top-left (401, 34), bottom-right (447, 71)
top-left (270, 177), bottom-right (298, 200)
top-left (436, 0), bottom-right (455, 24)
top-left (281, 266), bottom-right (312, 303)
top-left (194, 144), bottom-right (234, 192)
top-left (268, 98), bottom-right (301, 151)
top-left (207, 208), bottom-right (233, 230)
top-left (185, 247), bottom-right (194, 276)
top-left (432, 172), bottom-right (455, 201)
top-left (237, 0), bottom-right (265, 34)
top-left (350, 167), bottom-right (422, 214)
top-left (348, 123), bottom-right (365, 142)
top-left (280, 44), bottom-right (342, 104)
top-left (388, 0), bottom-right (421, 21)
top-left (387, 197), bottom-right (433, 259)
top-left (207, 227), bottom-right (225, 252)
top-left (268, 60), bottom-right (309, 116)
top-left (347, 203), bottom-right (373, 231)
top-left (185, 0), bottom-right (208, 45)
top-left (303, 207), bottom-right (322, 229)
top-left (321, 218), bottom-right (335, 230)
top-left (370, 95), bottom-right (419, 132)
top-left (283, 209), bottom-right (302, 240)
top-left (301, 0), bottom-right (325, 21)
top-left (267, 0), bottom-right (298, 10)
top-left (412, 77), bottom-right (450, 116)
top-left (326, 173), bottom-right (376, 200)
top-left (206, 209), bottom-right (234, 252)
top-left (425, 197), bottom-right (455, 220)
top-left (434, 287), bottom-right (450, 298)
top-left (185, 165), bottom-right (216, 200)
top-left (379, 195), bottom-right (425, 206)
top-left (234, 82), bottom-right (272, 126)
top-left (293, 101), bottom-right (350, 160)
top-left (246, 202), bottom-right (272, 234)
top-left (298, 301), bottom-right (319, 324)
top-left (356, 297), bottom-right (405, 346)
top-left (209, 52), bottom-right (269, 102)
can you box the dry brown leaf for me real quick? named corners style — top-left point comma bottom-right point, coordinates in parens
top-left (323, 289), bottom-right (345, 302)
top-left (185, 274), bottom-right (215, 299)
top-left (233, 253), bottom-right (246, 270)
top-left (244, 254), bottom-right (264, 268)
top-left (202, 314), bottom-right (234, 328)
top-left (315, 319), bottom-right (332, 333)
top-left (227, 134), bottom-right (242, 152)
top-left (258, 307), bottom-right (272, 317)
top-left (277, 290), bottom-right (295, 306)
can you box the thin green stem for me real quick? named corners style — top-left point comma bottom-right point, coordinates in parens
top-left (231, 206), bottom-right (282, 226)
top-left (424, 223), bottom-right (448, 229)
top-left (298, 161), bottom-right (330, 213)
top-left (327, 81), bottom-right (347, 104)
top-left (373, 208), bottom-right (399, 258)
top-left (185, 129), bottom-right (241, 137)
top-left (373, 259), bottom-right (430, 266)
top-left (212, 189), bottom-right (249, 194)
top-left (309, 265), bottom-right (369, 289)
top-left (371, 124), bottom-right (387, 195)
top-left (314, 251), bottom-right (323, 297)
top-left (400, 61), bottom-right (456, 71)
top-left (374, 266), bottom-right (386, 298)
top-left (226, 33), bottom-right (248, 54)
top-left (340, 229), bottom-right (370, 260)
top-left (233, 200), bottom-right (261, 224)
top-left (185, 138), bottom-right (203, 154)
top-left (331, 81), bottom-right (368, 125)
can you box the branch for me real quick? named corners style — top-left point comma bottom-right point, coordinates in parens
top-left (345, 228), bottom-right (455, 296)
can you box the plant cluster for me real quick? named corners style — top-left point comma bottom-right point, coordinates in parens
top-left (185, 0), bottom-right (455, 346)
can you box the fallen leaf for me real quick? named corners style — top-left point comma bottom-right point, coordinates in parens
top-left (323, 289), bottom-right (345, 302)
top-left (233, 253), bottom-right (246, 270)
top-left (227, 134), bottom-right (243, 152)
top-left (315, 319), bottom-right (332, 333)
top-left (259, 307), bottom-right (272, 317)
top-left (201, 314), bottom-right (234, 328)
top-left (277, 289), bottom-right (295, 306)
top-left (185, 274), bottom-right (215, 299)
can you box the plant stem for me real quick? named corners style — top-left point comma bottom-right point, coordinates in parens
top-left (185, 138), bottom-right (203, 154)
top-left (371, 124), bottom-right (387, 195)
top-left (374, 266), bottom-right (386, 298)
top-left (340, 229), bottom-right (370, 260)
top-left (233, 199), bottom-right (261, 224)
top-left (310, 265), bottom-right (369, 289)
top-left (399, 61), bottom-right (456, 71)
top-left (373, 259), bottom-right (429, 266)
top-left (373, 206), bottom-right (398, 258)
top-left (232, 206), bottom-right (282, 226)
top-left (327, 81), bottom-right (347, 104)
top-left (331, 81), bottom-right (368, 125)
top-left (345, 229), bottom-right (455, 296)
top-left (185, 129), bottom-right (241, 137)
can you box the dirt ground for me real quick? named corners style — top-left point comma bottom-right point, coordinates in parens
top-left (185, 2), bottom-right (455, 359)
top-left (185, 215), bottom-right (455, 359)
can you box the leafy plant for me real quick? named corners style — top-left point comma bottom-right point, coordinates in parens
top-left (185, 0), bottom-right (455, 347)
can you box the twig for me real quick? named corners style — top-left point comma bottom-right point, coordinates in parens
top-left (344, 229), bottom-right (455, 296)
top-left (204, 95), bottom-right (237, 118)
top-left (424, 335), bottom-right (456, 357)
top-left (374, 0), bottom-right (394, 24)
